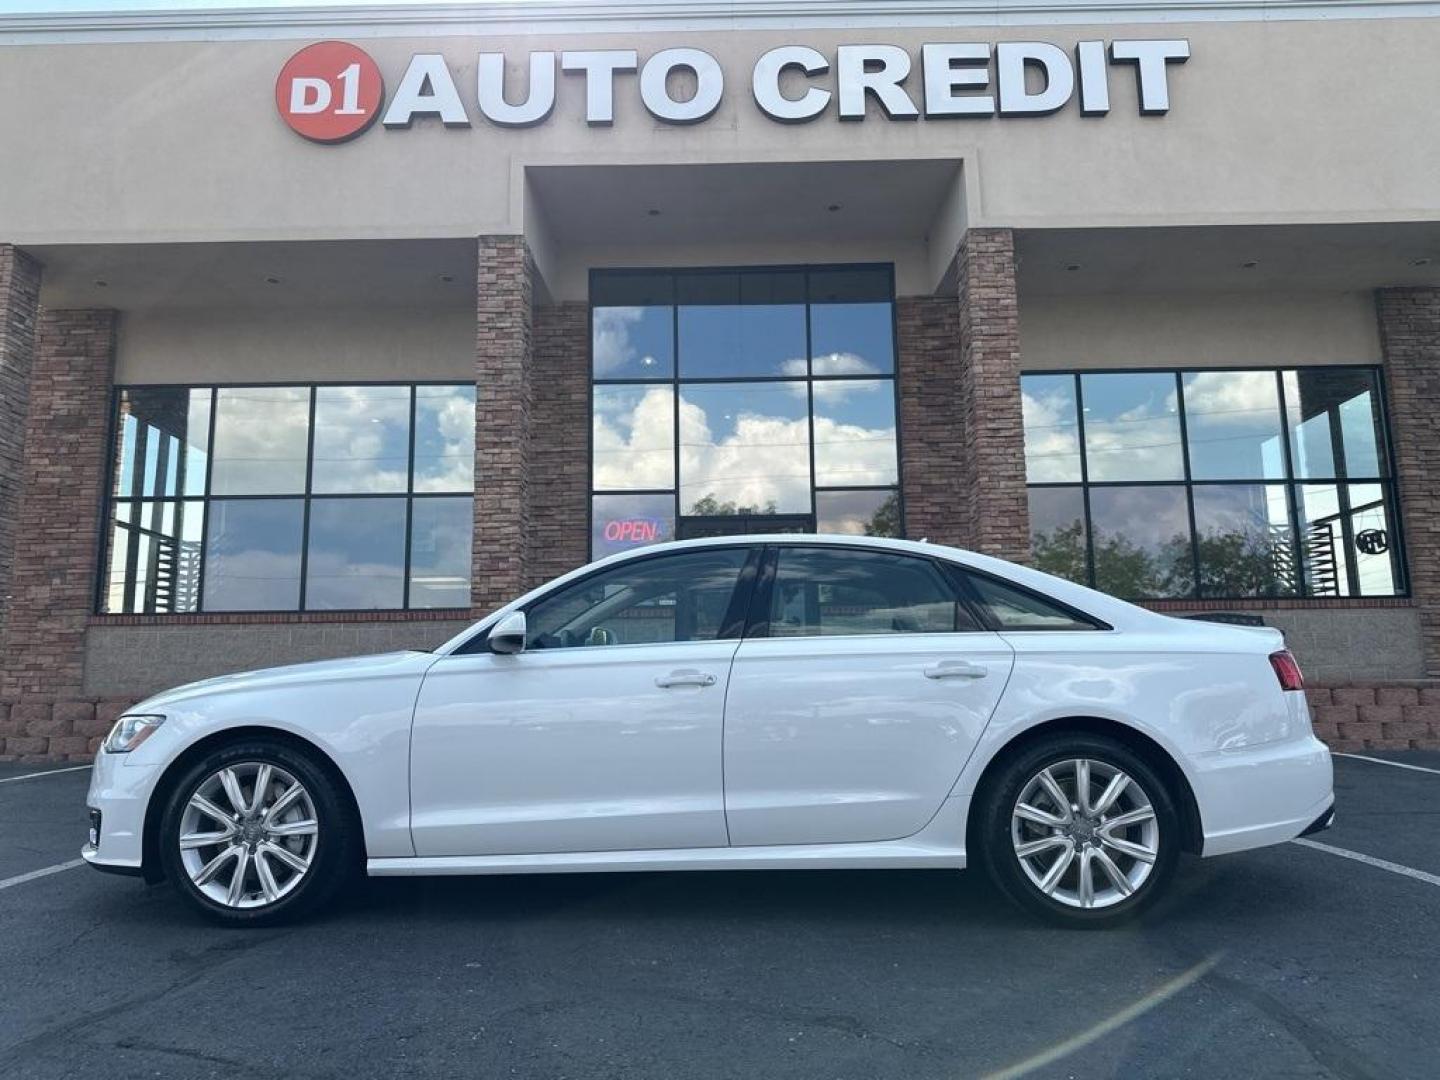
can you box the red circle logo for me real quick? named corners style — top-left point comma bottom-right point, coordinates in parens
top-left (276, 41), bottom-right (384, 144)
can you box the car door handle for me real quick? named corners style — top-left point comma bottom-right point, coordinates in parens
top-left (924, 661), bottom-right (988, 680)
top-left (655, 670), bottom-right (718, 689)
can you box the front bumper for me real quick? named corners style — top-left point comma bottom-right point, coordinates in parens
top-left (81, 747), bottom-right (159, 874)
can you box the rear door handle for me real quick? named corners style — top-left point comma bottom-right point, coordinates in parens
top-left (924, 661), bottom-right (987, 680)
top-left (655, 669), bottom-right (718, 689)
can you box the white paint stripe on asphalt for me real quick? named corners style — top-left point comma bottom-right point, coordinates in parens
top-left (0, 764), bottom-right (92, 785)
top-left (0, 859), bottom-right (84, 892)
top-left (1292, 838), bottom-right (1440, 889)
top-left (981, 953), bottom-right (1223, 1080)
top-left (1333, 752), bottom-right (1440, 777)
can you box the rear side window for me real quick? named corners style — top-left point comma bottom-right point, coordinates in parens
top-left (966, 574), bottom-right (1103, 632)
top-left (767, 547), bottom-right (981, 637)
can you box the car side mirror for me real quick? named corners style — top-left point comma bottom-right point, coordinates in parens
top-left (488, 611), bottom-right (527, 655)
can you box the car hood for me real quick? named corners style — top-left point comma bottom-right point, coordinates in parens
top-left (129, 650), bottom-right (438, 712)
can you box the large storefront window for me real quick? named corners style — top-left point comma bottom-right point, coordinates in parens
top-left (101, 384), bottom-right (476, 613)
top-left (1021, 367), bottom-right (1404, 600)
top-left (590, 266), bottom-right (901, 558)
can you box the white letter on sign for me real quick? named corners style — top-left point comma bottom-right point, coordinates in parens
top-left (640, 48), bottom-right (724, 124)
top-left (836, 45), bottom-right (919, 120)
top-left (921, 43), bottom-right (994, 118)
top-left (1110, 40), bottom-right (1190, 115)
top-left (996, 42), bottom-right (1074, 116)
top-left (289, 77), bottom-right (331, 115)
top-left (479, 52), bottom-right (556, 127)
top-left (382, 54), bottom-right (471, 128)
top-left (752, 46), bottom-right (831, 123)
top-left (562, 50), bottom-right (639, 126)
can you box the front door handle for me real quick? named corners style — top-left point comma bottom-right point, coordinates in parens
top-left (924, 661), bottom-right (988, 680)
top-left (655, 669), bottom-right (718, 689)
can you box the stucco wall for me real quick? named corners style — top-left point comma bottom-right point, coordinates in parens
top-left (1262, 608), bottom-right (1426, 683)
top-left (82, 620), bottom-right (472, 698)
top-left (116, 306), bottom-right (474, 383)
top-left (1, 17), bottom-right (1438, 244)
top-left (1018, 290), bottom-right (1382, 370)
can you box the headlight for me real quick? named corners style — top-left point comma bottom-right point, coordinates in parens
top-left (103, 714), bottom-right (165, 753)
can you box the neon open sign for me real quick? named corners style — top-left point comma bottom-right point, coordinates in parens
top-left (603, 518), bottom-right (667, 544)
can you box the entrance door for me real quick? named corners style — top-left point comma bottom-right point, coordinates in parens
top-left (679, 514), bottom-right (813, 540)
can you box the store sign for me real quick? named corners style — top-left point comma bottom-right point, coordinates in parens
top-left (277, 38), bottom-right (1189, 143)
top-left (603, 518), bottom-right (667, 544)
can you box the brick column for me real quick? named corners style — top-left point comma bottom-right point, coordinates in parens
top-left (896, 295), bottom-right (966, 545)
top-left (472, 236), bottom-right (535, 613)
top-left (0, 309), bottom-right (116, 702)
top-left (1377, 287), bottom-right (1440, 676)
top-left (0, 245), bottom-right (42, 632)
top-left (528, 302), bottom-right (589, 587)
top-left (956, 227), bottom-right (1029, 562)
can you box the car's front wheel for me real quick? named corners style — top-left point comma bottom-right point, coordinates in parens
top-left (975, 734), bottom-right (1181, 927)
top-left (158, 738), bottom-right (358, 925)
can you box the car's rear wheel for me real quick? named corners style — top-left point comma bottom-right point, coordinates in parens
top-left (976, 733), bottom-right (1181, 928)
top-left (158, 738), bottom-right (358, 925)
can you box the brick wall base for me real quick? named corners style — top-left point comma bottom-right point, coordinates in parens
top-left (8, 682), bottom-right (1438, 763)
top-left (0, 699), bottom-right (134, 762)
top-left (1305, 682), bottom-right (1440, 751)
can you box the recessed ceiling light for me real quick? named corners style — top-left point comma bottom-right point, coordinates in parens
top-left (1411, 257), bottom-right (1433, 267)
top-left (264, 276), bottom-right (282, 285)
top-left (93, 279), bottom-right (108, 288)
top-left (647, 208), bottom-right (661, 217)
top-left (827, 204), bottom-right (842, 213)
top-left (1240, 261), bottom-right (1259, 270)
top-left (1065, 263), bottom-right (1081, 272)
top-left (440, 274), bottom-right (456, 283)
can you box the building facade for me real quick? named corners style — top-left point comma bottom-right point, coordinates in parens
top-left (1, 0), bottom-right (1439, 760)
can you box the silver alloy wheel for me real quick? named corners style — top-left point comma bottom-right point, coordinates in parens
top-left (1010, 758), bottom-right (1160, 910)
top-left (177, 762), bottom-right (319, 909)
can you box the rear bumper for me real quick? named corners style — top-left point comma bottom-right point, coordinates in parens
top-left (1299, 803), bottom-right (1336, 837)
top-left (1196, 734), bottom-right (1334, 857)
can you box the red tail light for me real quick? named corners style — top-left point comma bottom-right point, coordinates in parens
top-left (1270, 649), bottom-right (1304, 691)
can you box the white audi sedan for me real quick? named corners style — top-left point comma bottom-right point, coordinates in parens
top-left (84, 535), bottom-right (1334, 927)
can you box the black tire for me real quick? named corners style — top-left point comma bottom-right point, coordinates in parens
top-left (974, 733), bottom-right (1181, 928)
top-left (158, 737), bottom-right (360, 926)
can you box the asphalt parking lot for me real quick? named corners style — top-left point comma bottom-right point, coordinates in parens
top-left (2, 754), bottom-right (1438, 1080)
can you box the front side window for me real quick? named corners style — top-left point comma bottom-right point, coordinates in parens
top-left (101, 384), bottom-right (476, 613)
top-left (524, 548), bottom-right (751, 650)
top-left (766, 546), bottom-right (977, 638)
top-left (1021, 368), bottom-right (1403, 600)
top-left (590, 266), bottom-right (902, 559)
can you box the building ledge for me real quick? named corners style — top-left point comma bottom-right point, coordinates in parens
top-left (1141, 597), bottom-right (1416, 612)
top-left (4, 0), bottom-right (1439, 43)
top-left (89, 610), bottom-right (474, 627)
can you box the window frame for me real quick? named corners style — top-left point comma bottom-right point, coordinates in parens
top-left (1021, 364), bottom-right (1408, 601)
top-left (947, 564), bottom-right (1112, 633)
top-left (587, 263), bottom-right (906, 559)
top-left (742, 542), bottom-right (997, 641)
top-left (455, 543), bottom-right (762, 655)
top-left (97, 380), bottom-right (477, 615)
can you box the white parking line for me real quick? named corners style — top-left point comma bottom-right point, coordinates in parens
top-left (0, 859), bottom-right (85, 892)
top-left (1333, 752), bottom-right (1440, 777)
top-left (0, 764), bottom-right (92, 785)
top-left (1292, 838), bottom-right (1440, 889)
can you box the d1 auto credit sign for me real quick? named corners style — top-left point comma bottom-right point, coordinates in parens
top-left (276, 41), bottom-right (385, 143)
top-left (276, 38), bottom-right (1190, 142)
